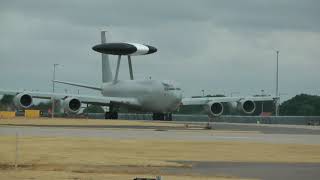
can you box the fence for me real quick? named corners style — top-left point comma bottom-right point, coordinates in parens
top-left (86, 113), bottom-right (320, 125)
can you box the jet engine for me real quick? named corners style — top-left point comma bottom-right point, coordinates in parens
top-left (237, 99), bottom-right (256, 114)
top-left (205, 101), bottom-right (224, 117)
top-left (13, 93), bottom-right (33, 109)
top-left (63, 97), bottom-right (81, 114)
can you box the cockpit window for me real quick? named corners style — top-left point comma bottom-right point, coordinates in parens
top-left (162, 83), bottom-right (181, 91)
top-left (162, 82), bottom-right (171, 87)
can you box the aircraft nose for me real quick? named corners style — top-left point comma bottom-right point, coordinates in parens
top-left (172, 91), bottom-right (182, 103)
top-left (146, 45), bottom-right (157, 54)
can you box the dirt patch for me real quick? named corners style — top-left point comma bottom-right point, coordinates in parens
top-left (1, 131), bottom-right (319, 179)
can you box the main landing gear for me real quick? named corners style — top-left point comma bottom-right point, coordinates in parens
top-left (152, 113), bottom-right (172, 121)
top-left (104, 111), bottom-right (118, 119)
top-left (205, 116), bottom-right (217, 129)
top-left (105, 105), bottom-right (118, 119)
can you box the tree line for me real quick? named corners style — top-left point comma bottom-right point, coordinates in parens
top-left (280, 94), bottom-right (320, 116)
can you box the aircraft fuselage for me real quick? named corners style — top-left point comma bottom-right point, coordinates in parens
top-left (101, 80), bottom-right (182, 112)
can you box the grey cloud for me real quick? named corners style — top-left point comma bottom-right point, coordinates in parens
top-left (1, 0), bottom-right (319, 31)
top-left (0, 0), bottom-right (319, 99)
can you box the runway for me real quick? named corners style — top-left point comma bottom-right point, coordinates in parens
top-left (1, 122), bottom-right (320, 144)
top-left (1, 120), bottom-right (320, 180)
top-left (163, 161), bottom-right (320, 180)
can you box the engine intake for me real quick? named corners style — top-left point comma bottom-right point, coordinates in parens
top-left (237, 99), bottom-right (256, 114)
top-left (206, 101), bottom-right (224, 117)
top-left (63, 97), bottom-right (81, 114)
top-left (14, 93), bottom-right (33, 109)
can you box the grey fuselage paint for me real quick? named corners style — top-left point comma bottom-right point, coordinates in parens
top-left (101, 79), bottom-right (182, 113)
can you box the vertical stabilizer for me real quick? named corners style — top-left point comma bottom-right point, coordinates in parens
top-left (101, 31), bottom-right (113, 83)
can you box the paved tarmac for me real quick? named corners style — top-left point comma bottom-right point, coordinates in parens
top-left (174, 121), bottom-right (320, 134)
top-left (1, 122), bottom-right (320, 144)
top-left (1, 121), bottom-right (320, 179)
top-left (163, 161), bottom-right (320, 180)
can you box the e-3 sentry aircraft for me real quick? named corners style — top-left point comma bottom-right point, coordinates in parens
top-left (0, 31), bottom-right (276, 120)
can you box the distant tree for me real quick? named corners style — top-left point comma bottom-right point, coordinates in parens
top-left (0, 95), bottom-right (14, 105)
top-left (32, 100), bottom-right (62, 113)
top-left (32, 101), bottom-right (52, 111)
top-left (176, 105), bottom-right (205, 114)
top-left (248, 101), bottom-right (275, 116)
top-left (280, 94), bottom-right (320, 116)
top-left (83, 105), bottom-right (104, 113)
top-left (0, 95), bottom-right (15, 110)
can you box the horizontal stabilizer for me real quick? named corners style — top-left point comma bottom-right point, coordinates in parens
top-left (54, 80), bottom-right (101, 91)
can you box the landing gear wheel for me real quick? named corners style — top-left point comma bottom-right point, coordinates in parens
top-left (105, 112), bottom-right (111, 119)
top-left (105, 105), bottom-right (118, 119)
top-left (105, 112), bottom-right (118, 119)
top-left (111, 112), bottom-right (118, 119)
top-left (165, 113), bottom-right (172, 121)
top-left (152, 113), bottom-right (160, 120)
top-left (205, 122), bottom-right (213, 129)
top-left (152, 113), bottom-right (172, 121)
top-left (153, 113), bottom-right (164, 121)
top-left (204, 117), bottom-right (214, 129)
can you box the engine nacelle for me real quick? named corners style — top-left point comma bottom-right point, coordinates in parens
top-left (13, 93), bottom-right (33, 109)
top-left (237, 99), bottom-right (256, 114)
top-left (205, 101), bottom-right (224, 117)
top-left (63, 97), bottom-right (81, 114)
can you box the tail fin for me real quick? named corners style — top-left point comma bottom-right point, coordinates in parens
top-left (101, 31), bottom-right (113, 83)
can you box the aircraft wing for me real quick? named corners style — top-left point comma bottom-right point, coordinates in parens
top-left (182, 96), bottom-right (277, 105)
top-left (0, 89), bottom-right (141, 107)
top-left (182, 96), bottom-right (277, 117)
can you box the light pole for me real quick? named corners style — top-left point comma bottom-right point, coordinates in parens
top-left (261, 89), bottom-right (265, 114)
top-left (52, 63), bottom-right (59, 118)
top-left (275, 51), bottom-right (279, 116)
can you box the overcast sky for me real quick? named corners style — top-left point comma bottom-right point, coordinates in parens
top-left (0, 0), bottom-right (319, 100)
